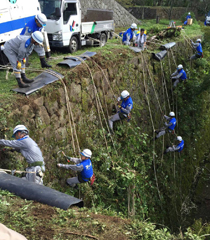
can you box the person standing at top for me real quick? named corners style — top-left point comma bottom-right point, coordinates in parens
top-left (184, 12), bottom-right (191, 25)
top-left (20, 13), bottom-right (51, 68)
top-left (135, 28), bottom-right (147, 50)
top-left (122, 23), bottom-right (137, 46)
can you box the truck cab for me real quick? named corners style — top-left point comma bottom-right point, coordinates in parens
top-left (38, 0), bottom-right (114, 52)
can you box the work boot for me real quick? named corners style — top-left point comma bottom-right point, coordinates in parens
top-left (40, 57), bottom-right (52, 68)
top-left (16, 78), bottom-right (29, 88)
top-left (21, 73), bottom-right (34, 83)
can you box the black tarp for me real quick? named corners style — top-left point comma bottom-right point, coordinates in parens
top-left (160, 42), bottom-right (176, 50)
top-left (152, 50), bottom-right (167, 61)
top-left (129, 47), bottom-right (142, 53)
top-left (12, 70), bottom-right (64, 95)
top-left (57, 51), bottom-right (96, 68)
top-left (0, 172), bottom-right (83, 210)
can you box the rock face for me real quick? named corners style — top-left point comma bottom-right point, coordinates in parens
top-left (80, 0), bottom-right (140, 27)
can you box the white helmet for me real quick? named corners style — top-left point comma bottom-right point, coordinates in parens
top-left (36, 13), bottom-right (47, 27)
top-left (177, 64), bottom-right (183, 70)
top-left (80, 149), bottom-right (92, 158)
top-left (12, 125), bottom-right (28, 137)
top-left (32, 31), bottom-right (44, 45)
top-left (130, 23), bottom-right (137, 29)
top-left (177, 136), bottom-right (182, 141)
top-left (196, 39), bottom-right (201, 43)
top-left (188, 12), bottom-right (190, 15)
top-left (121, 90), bottom-right (130, 99)
top-left (169, 111), bottom-right (175, 117)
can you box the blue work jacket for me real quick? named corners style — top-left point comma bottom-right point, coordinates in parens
top-left (179, 69), bottom-right (187, 80)
top-left (77, 159), bottom-right (93, 181)
top-left (122, 28), bottom-right (134, 43)
top-left (121, 97), bottom-right (133, 115)
top-left (177, 140), bottom-right (184, 152)
top-left (20, 17), bottom-right (42, 35)
top-left (196, 43), bottom-right (203, 55)
top-left (168, 117), bottom-right (176, 131)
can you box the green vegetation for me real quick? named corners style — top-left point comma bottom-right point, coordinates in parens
top-left (0, 189), bottom-right (209, 239)
top-left (1, 19), bottom-right (210, 240)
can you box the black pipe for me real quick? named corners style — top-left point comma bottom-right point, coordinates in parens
top-left (0, 173), bottom-right (83, 210)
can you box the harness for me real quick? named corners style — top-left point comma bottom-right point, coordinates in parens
top-left (28, 161), bottom-right (44, 167)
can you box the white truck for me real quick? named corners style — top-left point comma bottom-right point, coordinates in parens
top-left (0, 0), bottom-right (42, 43)
top-left (38, 0), bottom-right (114, 52)
top-left (0, 0), bottom-right (51, 59)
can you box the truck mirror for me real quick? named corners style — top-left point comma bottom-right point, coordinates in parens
top-left (55, 8), bottom-right (61, 19)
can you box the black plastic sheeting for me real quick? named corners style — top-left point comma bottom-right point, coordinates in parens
top-left (0, 172), bottom-right (83, 210)
top-left (57, 51), bottom-right (96, 68)
top-left (12, 70), bottom-right (64, 95)
top-left (152, 50), bottom-right (167, 61)
top-left (129, 47), bottom-right (142, 53)
top-left (160, 42), bottom-right (176, 50)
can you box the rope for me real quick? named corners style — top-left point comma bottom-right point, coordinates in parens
top-left (141, 54), bottom-right (163, 113)
top-left (167, 51), bottom-right (175, 111)
top-left (72, 56), bottom-right (117, 157)
top-left (160, 62), bottom-right (170, 111)
top-left (140, 53), bottom-right (155, 131)
top-left (26, 67), bottom-right (81, 156)
top-left (141, 52), bottom-right (162, 202)
top-left (0, 168), bottom-right (35, 174)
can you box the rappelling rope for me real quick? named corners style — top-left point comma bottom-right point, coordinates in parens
top-left (72, 56), bottom-right (118, 157)
top-left (160, 62), bottom-right (171, 111)
top-left (141, 54), bottom-right (163, 113)
top-left (167, 51), bottom-right (175, 111)
top-left (27, 67), bottom-right (80, 156)
top-left (141, 52), bottom-right (162, 202)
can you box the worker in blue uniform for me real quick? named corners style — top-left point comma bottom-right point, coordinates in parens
top-left (122, 23), bottom-right (137, 46)
top-left (184, 12), bottom-right (191, 25)
top-left (20, 13), bottom-right (51, 68)
top-left (170, 64), bottom-right (187, 87)
top-left (190, 39), bottom-right (203, 60)
top-left (135, 28), bottom-right (147, 50)
top-left (57, 149), bottom-right (94, 188)
top-left (108, 90), bottom-right (133, 131)
top-left (154, 112), bottom-right (176, 140)
top-left (164, 136), bottom-right (184, 154)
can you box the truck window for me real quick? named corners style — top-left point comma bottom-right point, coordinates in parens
top-left (63, 3), bottom-right (77, 24)
top-left (39, 0), bottom-right (62, 20)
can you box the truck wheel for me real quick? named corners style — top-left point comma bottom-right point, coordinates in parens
top-left (100, 33), bottom-right (107, 47)
top-left (69, 36), bottom-right (78, 53)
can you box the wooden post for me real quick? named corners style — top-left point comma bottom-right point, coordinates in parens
top-left (156, 15), bottom-right (160, 24)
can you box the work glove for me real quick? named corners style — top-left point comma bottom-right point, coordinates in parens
top-left (118, 105), bottom-right (122, 109)
top-left (117, 97), bottom-right (121, 102)
top-left (23, 58), bottom-right (26, 64)
top-left (16, 61), bottom-right (21, 69)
